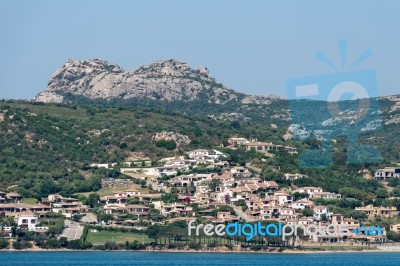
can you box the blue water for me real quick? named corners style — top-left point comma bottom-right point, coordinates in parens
top-left (0, 252), bottom-right (400, 266)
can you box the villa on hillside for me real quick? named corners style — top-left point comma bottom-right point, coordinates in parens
top-left (312, 192), bottom-right (341, 199)
top-left (227, 137), bottom-right (249, 146)
top-left (284, 173), bottom-right (308, 181)
top-left (0, 203), bottom-right (51, 214)
top-left (295, 187), bottom-right (323, 198)
top-left (245, 141), bottom-right (298, 154)
top-left (0, 192), bottom-right (23, 204)
top-left (313, 206), bottom-right (333, 221)
top-left (390, 223), bottom-right (400, 234)
top-left (245, 142), bottom-right (282, 152)
top-left (374, 167), bottom-right (400, 179)
top-left (355, 205), bottom-right (399, 218)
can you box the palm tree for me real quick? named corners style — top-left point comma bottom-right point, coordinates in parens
top-left (6, 216), bottom-right (18, 237)
top-left (0, 220), bottom-right (7, 238)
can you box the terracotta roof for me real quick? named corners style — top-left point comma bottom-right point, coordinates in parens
top-left (0, 203), bottom-right (50, 209)
top-left (265, 181), bottom-right (279, 187)
top-left (125, 204), bottom-right (149, 209)
top-left (246, 184), bottom-right (258, 190)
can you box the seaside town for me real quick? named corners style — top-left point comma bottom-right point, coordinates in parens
top-left (3, 1), bottom-right (400, 266)
top-left (1, 136), bottom-right (399, 251)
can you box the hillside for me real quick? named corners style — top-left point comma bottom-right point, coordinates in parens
top-left (0, 100), bottom-right (398, 203)
top-left (0, 100), bottom-right (286, 198)
top-left (1, 59), bottom-right (399, 200)
top-left (33, 59), bottom-right (400, 164)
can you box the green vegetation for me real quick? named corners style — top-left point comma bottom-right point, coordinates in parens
top-left (86, 231), bottom-right (151, 245)
top-left (156, 140), bottom-right (177, 150)
top-left (21, 198), bottom-right (39, 204)
top-left (304, 246), bottom-right (378, 252)
top-left (0, 98), bottom-right (399, 250)
top-left (0, 239), bottom-right (9, 249)
top-left (0, 99), bottom-right (397, 203)
top-left (0, 100), bottom-right (285, 198)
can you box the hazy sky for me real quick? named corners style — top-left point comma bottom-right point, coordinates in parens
top-left (0, 0), bottom-right (399, 99)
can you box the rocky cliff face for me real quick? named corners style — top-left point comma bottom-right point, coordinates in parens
top-left (35, 58), bottom-right (275, 105)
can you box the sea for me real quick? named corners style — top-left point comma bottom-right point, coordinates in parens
top-left (0, 251), bottom-right (399, 266)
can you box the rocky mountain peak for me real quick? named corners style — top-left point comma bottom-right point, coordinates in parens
top-left (49, 59), bottom-right (124, 88)
top-left (34, 58), bottom-right (275, 105)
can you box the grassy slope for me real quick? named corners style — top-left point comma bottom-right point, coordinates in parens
top-left (86, 231), bottom-right (152, 245)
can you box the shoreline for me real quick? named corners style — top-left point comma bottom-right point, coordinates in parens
top-left (1, 248), bottom-right (399, 254)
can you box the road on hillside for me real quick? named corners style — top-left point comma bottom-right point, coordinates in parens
top-left (232, 205), bottom-right (257, 222)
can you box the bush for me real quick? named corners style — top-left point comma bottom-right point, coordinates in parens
top-left (189, 243), bottom-right (202, 250)
top-left (207, 242), bottom-right (217, 248)
top-left (167, 243), bottom-right (177, 249)
top-left (13, 240), bottom-right (32, 250)
top-left (127, 240), bottom-right (146, 250)
top-left (250, 245), bottom-right (263, 251)
top-left (105, 241), bottom-right (120, 250)
top-left (67, 240), bottom-right (93, 250)
top-left (44, 238), bottom-right (61, 249)
top-left (0, 239), bottom-right (9, 249)
top-left (156, 140), bottom-right (177, 150)
top-left (224, 244), bottom-right (233, 250)
top-left (387, 231), bottom-right (400, 242)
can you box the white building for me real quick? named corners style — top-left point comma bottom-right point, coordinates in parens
top-left (227, 137), bottom-right (249, 146)
top-left (313, 206), bottom-right (333, 221)
top-left (16, 215), bottom-right (38, 229)
top-left (90, 163), bottom-right (110, 169)
top-left (291, 199), bottom-right (314, 210)
top-left (295, 187), bottom-right (323, 198)
top-left (284, 173), bottom-right (308, 181)
top-left (374, 167), bottom-right (400, 179)
top-left (274, 191), bottom-right (294, 206)
top-left (188, 149), bottom-right (225, 160)
top-left (313, 192), bottom-right (342, 199)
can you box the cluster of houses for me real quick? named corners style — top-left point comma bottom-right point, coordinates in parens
top-left (1, 141), bottom-right (400, 244)
top-left (119, 149), bottom-right (227, 177)
top-left (0, 192), bottom-right (51, 237)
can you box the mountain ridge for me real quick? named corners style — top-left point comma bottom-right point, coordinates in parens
top-left (34, 58), bottom-right (280, 105)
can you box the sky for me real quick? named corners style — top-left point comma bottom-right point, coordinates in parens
top-left (0, 0), bottom-right (399, 100)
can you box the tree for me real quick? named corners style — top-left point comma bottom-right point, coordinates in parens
top-left (59, 237), bottom-right (68, 248)
top-left (392, 186), bottom-right (400, 197)
top-left (156, 140), bottom-right (177, 150)
top-left (387, 231), bottom-right (400, 242)
top-left (45, 238), bottom-right (61, 249)
top-left (376, 188), bottom-right (389, 199)
top-left (208, 180), bottom-right (221, 191)
top-left (301, 207), bottom-right (314, 217)
top-left (106, 169), bottom-right (120, 178)
top-left (146, 224), bottom-right (162, 239)
top-left (85, 193), bottom-right (100, 208)
top-left (0, 239), bottom-right (9, 249)
top-left (97, 213), bottom-right (113, 223)
top-left (293, 192), bottom-right (309, 201)
top-left (119, 142), bottom-right (128, 149)
top-left (6, 216), bottom-right (18, 237)
top-left (320, 214), bottom-right (329, 222)
top-left (338, 187), bottom-right (366, 200)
